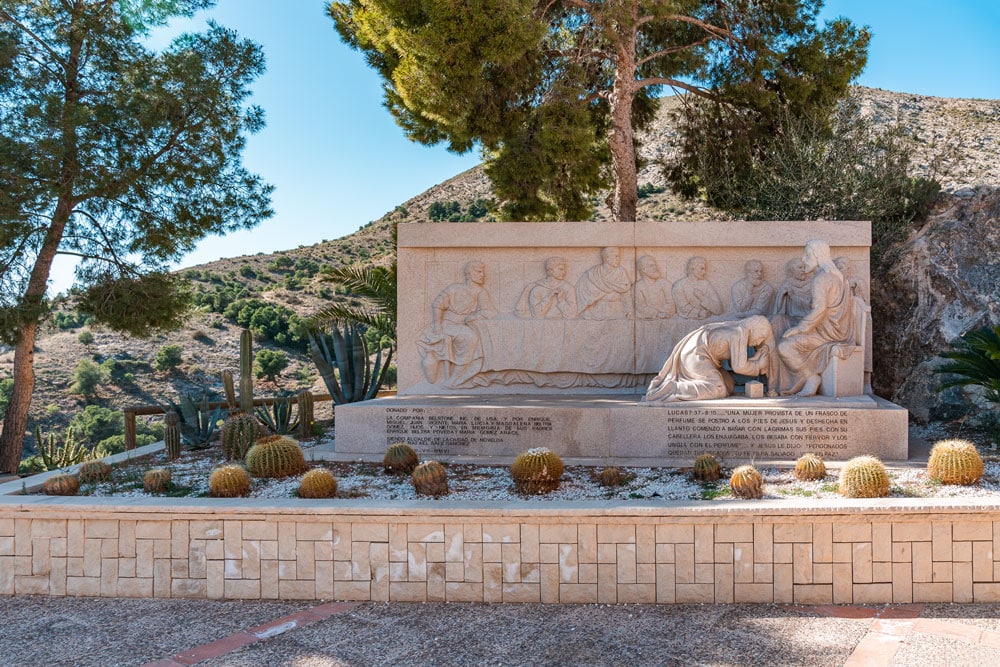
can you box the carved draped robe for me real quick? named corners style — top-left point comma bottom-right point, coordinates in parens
top-left (575, 264), bottom-right (631, 319)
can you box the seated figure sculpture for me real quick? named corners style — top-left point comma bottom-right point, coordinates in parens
top-left (645, 315), bottom-right (779, 402)
top-left (576, 246), bottom-right (632, 320)
top-left (770, 257), bottom-right (814, 338)
top-left (672, 256), bottom-right (723, 320)
top-left (730, 259), bottom-right (775, 317)
top-left (417, 260), bottom-right (498, 388)
top-left (514, 256), bottom-right (577, 319)
top-left (778, 240), bottom-right (856, 396)
top-left (634, 255), bottom-right (675, 319)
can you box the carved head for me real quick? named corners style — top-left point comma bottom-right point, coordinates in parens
top-left (834, 256), bottom-right (853, 278)
top-left (802, 240), bottom-right (833, 272)
top-left (637, 255), bottom-right (660, 280)
top-left (601, 246), bottom-right (620, 268)
top-left (744, 260), bottom-right (764, 286)
top-left (686, 256), bottom-right (707, 280)
top-left (786, 258), bottom-right (807, 281)
top-left (744, 315), bottom-right (775, 347)
top-left (544, 256), bottom-right (567, 280)
top-left (463, 261), bottom-right (486, 285)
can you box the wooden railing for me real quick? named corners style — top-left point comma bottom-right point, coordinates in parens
top-left (122, 393), bottom-right (334, 450)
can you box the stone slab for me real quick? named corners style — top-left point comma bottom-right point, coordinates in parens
top-left (334, 394), bottom-right (908, 462)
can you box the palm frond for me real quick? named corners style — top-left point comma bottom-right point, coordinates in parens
top-left (936, 325), bottom-right (1000, 404)
top-left (311, 262), bottom-right (397, 344)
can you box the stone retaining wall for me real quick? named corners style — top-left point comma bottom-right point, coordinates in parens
top-left (2, 498), bottom-right (999, 604)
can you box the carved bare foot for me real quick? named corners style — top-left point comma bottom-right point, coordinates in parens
top-left (795, 375), bottom-right (821, 397)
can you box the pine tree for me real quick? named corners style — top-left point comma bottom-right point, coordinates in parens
top-left (0, 1), bottom-right (273, 472)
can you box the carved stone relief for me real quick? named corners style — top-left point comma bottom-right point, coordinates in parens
top-left (729, 259), bottom-right (775, 317)
top-left (672, 256), bottom-right (724, 320)
top-left (514, 256), bottom-right (577, 319)
top-left (634, 256), bottom-right (675, 320)
top-left (575, 247), bottom-right (633, 320)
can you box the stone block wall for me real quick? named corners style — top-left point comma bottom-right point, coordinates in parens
top-left (2, 499), bottom-right (999, 604)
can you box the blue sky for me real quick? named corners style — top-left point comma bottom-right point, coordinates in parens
top-left (48, 0), bottom-right (1000, 291)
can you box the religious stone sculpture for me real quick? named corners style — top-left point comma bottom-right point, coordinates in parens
top-left (514, 256), bottom-right (577, 319)
top-left (417, 260), bottom-right (498, 388)
top-left (576, 247), bottom-right (632, 320)
top-left (634, 255), bottom-right (675, 319)
top-left (730, 259), bottom-right (775, 317)
top-left (778, 240), bottom-right (856, 396)
top-left (672, 256), bottom-right (723, 320)
top-left (645, 315), bottom-right (779, 402)
top-left (770, 257), bottom-right (814, 338)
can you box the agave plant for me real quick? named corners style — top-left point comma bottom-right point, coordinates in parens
top-left (255, 395), bottom-right (299, 435)
top-left (935, 324), bottom-right (1000, 405)
top-left (307, 323), bottom-right (392, 405)
top-left (168, 393), bottom-right (223, 449)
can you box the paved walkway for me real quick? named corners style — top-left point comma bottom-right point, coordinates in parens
top-left (2, 597), bottom-right (999, 666)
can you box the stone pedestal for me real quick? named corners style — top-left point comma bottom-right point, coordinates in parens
top-left (335, 394), bottom-right (909, 463)
top-left (820, 345), bottom-right (865, 397)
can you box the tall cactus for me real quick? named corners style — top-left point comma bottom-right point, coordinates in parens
top-left (297, 390), bottom-right (314, 440)
top-left (240, 328), bottom-right (254, 414)
top-left (164, 410), bottom-right (181, 461)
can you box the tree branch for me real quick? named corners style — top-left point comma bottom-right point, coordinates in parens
top-left (636, 77), bottom-right (720, 102)
top-left (0, 9), bottom-right (66, 70)
top-left (637, 36), bottom-right (713, 67)
top-left (638, 13), bottom-right (735, 41)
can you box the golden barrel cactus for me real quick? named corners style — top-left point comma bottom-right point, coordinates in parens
top-left (383, 442), bottom-right (419, 475)
top-left (412, 461), bottom-right (449, 497)
top-left (245, 435), bottom-right (307, 479)
top-left (794, 453), bottom-right (827, 481)
top-left (42, 473), bottom-right (80, 496)
top-left (78, 460), bottom-right (112, 484)
top-left (298, 468), bottom-right (338, 499)
top-left (839, 456), bottom-right (890, 498)
top-left (597, 466), bottom-right (624, 487)
top-left (143, 468), bottom-right (172, 493)
top-left (693, 454), bottom-right (721, 482)
top-left (209, 465), bottom-right (251, 498)
top-left (511, 447), bottom-right (564, 494)
top-left (729, 465), bottom-right (763, 499)
top-left (927, 439), bottom-right (984, 486)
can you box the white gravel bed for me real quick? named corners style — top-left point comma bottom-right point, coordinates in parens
top-left (65, 440), bottom-right (1000, 503)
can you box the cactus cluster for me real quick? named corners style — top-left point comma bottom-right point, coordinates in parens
top-left (164, 410), bottom-right (181, 461)
top-left (729, 465), bottom-right (763, 499)
top-left (78, 460), bottom-right (112, 484)
top-left (143, 468), bottom-right (172, 493)
top-left (927, 439), bottom-right (984, 486)
top-left (383, 442), bottom-right (418, 475)
top-left (298, 468), bottom-right (338, 499)
top-left (794, 453), bottom-right (827, 481)
top-left (42, 473), bottom-right (80, 496)
top-left (839, 456), bottom-right (890, 498)
top-left (693, 454), bottom-right (721, 482)
top-left (511, 448), bottom-right (564, 494)
top-left (209, 465), bottom-right (251, 498)
top-left (412, 461), bottom-right (449, 497)
top-left (221, 412), bottom-right (259, 461)
top-left (245, 435), bottom-right (308, 478)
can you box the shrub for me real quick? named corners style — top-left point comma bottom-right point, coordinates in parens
top-left (77, 329), bottom-right (95, 345)
top-left (70, 359), bottom-right (107, 396)
top-left (255, 349), bottom-right (289, 381)
top-left (53, 310), bottom-right (92, 330)
top-left (154, 344), bottom-right (184, 371)
top-left (69, 405), bottom-right (124, 446)
top-left (0, 378), bottom-right (13, 415)
top-left (935, 324), bottom-right (1000, 406)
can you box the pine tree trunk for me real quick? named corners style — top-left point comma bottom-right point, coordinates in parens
top-left (606, 16), bottom-right (638, 223)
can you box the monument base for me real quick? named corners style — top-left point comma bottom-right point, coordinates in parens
top-left (335, 394), bottom-right (908, 463)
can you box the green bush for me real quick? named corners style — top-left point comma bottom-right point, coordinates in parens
top-left (238, 264), bottom-right (257, 279)
top-left (53, 310), bottom-right (93, 330)
top-left (69, 405), bottom-right (124, 446)
top-left (70, 359), bottom-right (107, 396)
top-left (0, 377), bottom-right (13, 415)
top-left (77, 329), bottom-right (95, 345)
top-left (154, 344), bottom-right (184, 371)
top-left (222, 298), bottom-right (305, 350)
top-left (255, 349), bottom-right (290, 381)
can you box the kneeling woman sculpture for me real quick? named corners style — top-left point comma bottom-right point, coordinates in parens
top-left (645, 315), bottom-right (780, 403)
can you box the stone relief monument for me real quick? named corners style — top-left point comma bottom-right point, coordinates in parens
top-left (337, 221), bottom-right (907, 462)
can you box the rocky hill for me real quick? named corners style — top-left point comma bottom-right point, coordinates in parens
top-left (2, 86), bottom-right (999, 457)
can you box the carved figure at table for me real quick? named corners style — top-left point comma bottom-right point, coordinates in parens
top-left (729, 259), bottom-right (775, 317)
top-left (634, 255), bottom-right (675, 319)
top-left (645, 315), bottom-right (780, 402)
top-left (770, 257), bottom-right (815, 338)
top-left (575, 246), bottom-right (632, 320)
top-left (834, 256), bottom-right (869, 304)
top-left (778, 240), bottom-right (856, 396)
top-left (417, 260), bottom-right (498, 388)
top-left (514, 256), bottom-right (577, 319)
top-left (672, 256), bottom-right (723, 320)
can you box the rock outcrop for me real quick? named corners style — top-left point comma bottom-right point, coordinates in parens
top-left (872, 187), bottom-right (1000, 421)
